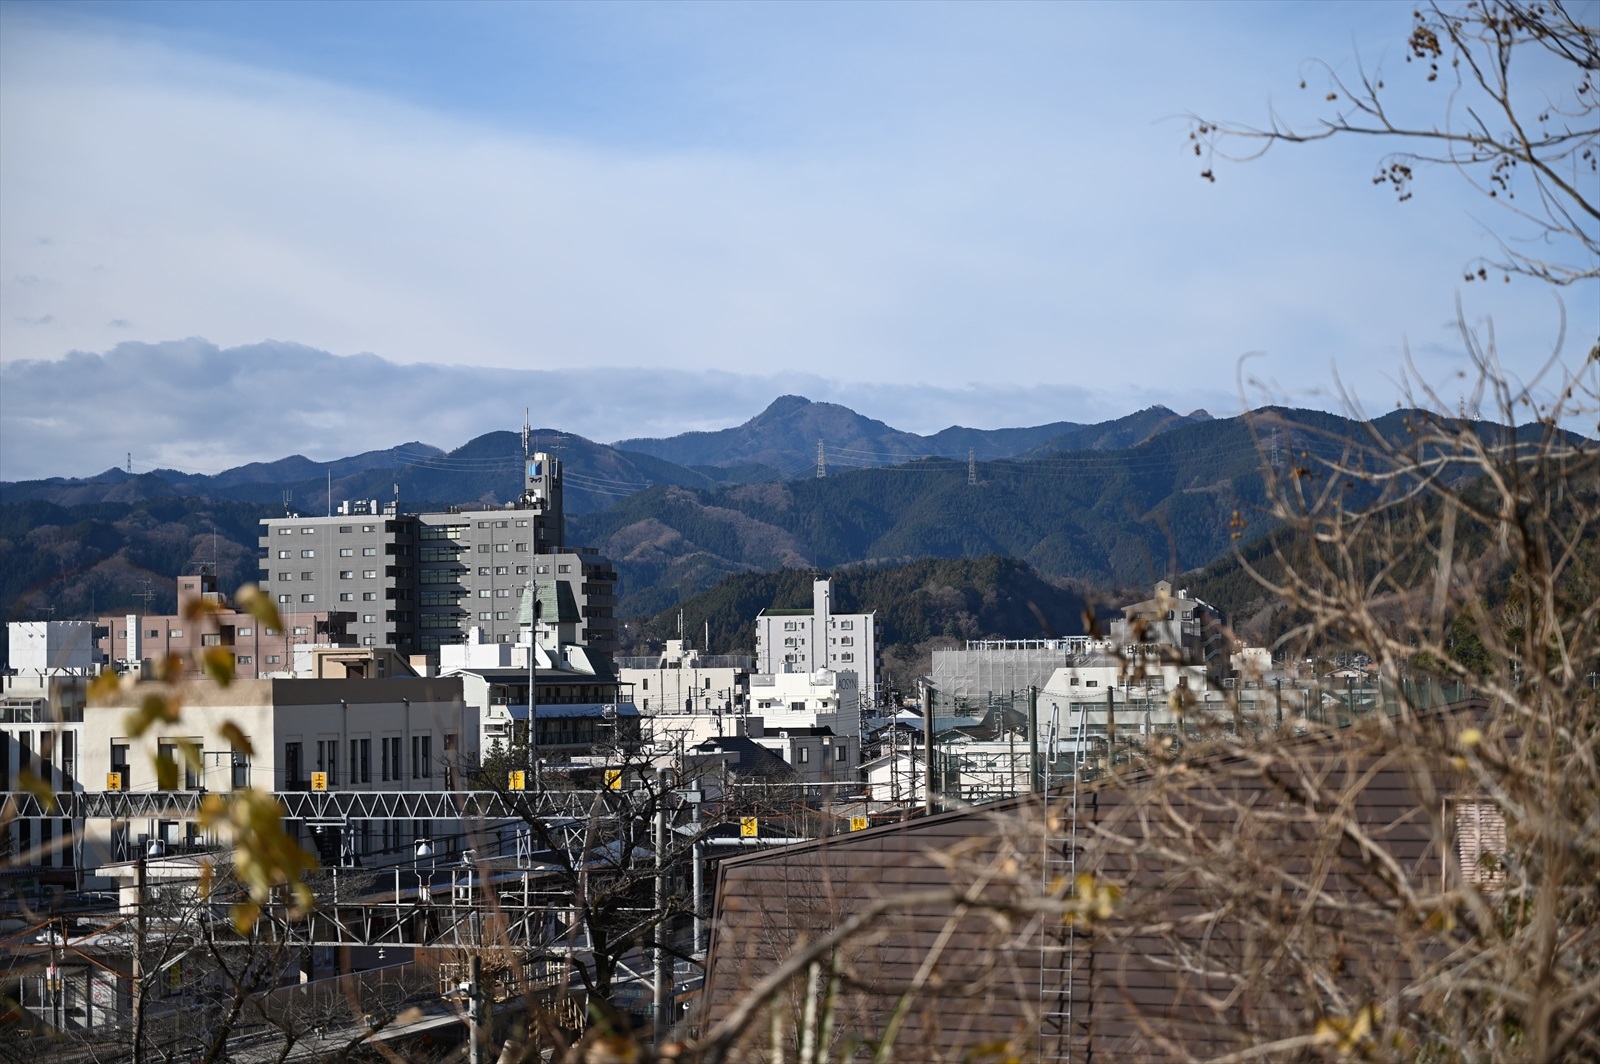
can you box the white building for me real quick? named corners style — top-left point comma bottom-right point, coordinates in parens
top-left (753, 579), bottom-right (880, 705)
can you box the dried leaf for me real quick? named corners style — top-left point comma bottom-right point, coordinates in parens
top-left (87, 670), bottom-right (123, 705)
top-left (220, 722), bottom-right (254, 757)
top-left (155, 751), bottom-right (180, 791)
top-left (201, 646), bottom-right (236, 687)
top-left (233, 584), bottom-right (282, 632)
top-left (229, 901), bottom-right (260, 934)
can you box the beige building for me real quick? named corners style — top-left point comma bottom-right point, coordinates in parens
top-left (77, 675), bottom-right (476, 871)
top-left (95, 573), bottom-right (356, 680)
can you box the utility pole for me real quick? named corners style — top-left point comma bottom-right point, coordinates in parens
top-left (922, 683), bottom-right (936, 817)
top-left (467, 854), bottom-right (484, 1064)
top-left (653, 767), bottom-right (672, 1046)
top-left (132, 853), bottom-right (147, 1064)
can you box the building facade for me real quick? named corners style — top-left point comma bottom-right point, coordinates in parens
top-left (753, 578), bottom-right (880, 704)
top-left (255, 453), bottom-right (619, 660)
top-left (96, 574), bottom-right (356, 680)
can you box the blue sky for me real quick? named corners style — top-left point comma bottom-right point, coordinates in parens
top-left (1, 0), bottom-right (1594, 480)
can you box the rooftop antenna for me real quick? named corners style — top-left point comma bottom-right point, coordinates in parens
top-left (282, 490), bottom-right (293, 517)
top-left (327, 466), bottom-right (332, 517)
top-left (522, 408), bottom-right (531, 464)
top-left (138, 579), bottom-right (155, 616)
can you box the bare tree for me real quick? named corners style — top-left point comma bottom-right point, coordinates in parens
top-left (1190, 0), bottom-right (1598, 286)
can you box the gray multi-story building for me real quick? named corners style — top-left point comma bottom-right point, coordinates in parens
top-left (257, 452), bottom-right (618, 661)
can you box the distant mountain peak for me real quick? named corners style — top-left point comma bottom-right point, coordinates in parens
top-left (759, 395), bottom-right (815, 419)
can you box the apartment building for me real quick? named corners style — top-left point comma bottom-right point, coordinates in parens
top-left (753, 578), bottom-right (880, 704)
top-left (255, 452), bottom-right (619, 660)
top-left (95, 573), bottom-right (355, 679)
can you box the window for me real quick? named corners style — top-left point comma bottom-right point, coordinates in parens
top-left (479, 611), bottom-right (492, 620)
top-left (340, 570), bottom-right (354, 579)
top-left (362, 524), bottom-right (375, 532)
top-left (495, 611), bottom-right (510, 620)
top-left (363, 635), bottom-right (376, 646)
top-left (363, 570), bottom-right (377, 578)
top-left (278, 572), bottom-right (292, 582)
top-left (237, 655), bottom-right (253, 665)
top-left (477, 566), bottom-right (491, 576)
top-left (558, 564), bottom-right (571, 573)
top-left (495, 520), bottom-right (508, 528)
top-left (516, 565), bottom-right (529, 574)
top-left (840, 652), bottom-right (855, 662)
top-left (383, 737), bottom-right (402, 781)
top-left (478, 544), bottom-right (491, 553)
top-left (284, 742), bottom-right (303, 784)
top-left (496, 588), bottom-right (511, 598)
top-left (495, 543), bottom-right (509, 553)
top-left (169, 629), bottom-right (183, 638)
top-left (352, 738), bottom-right (371, 784)
top-left (201, 633), bottom-right (221, 646)
top-left (110, 743), bottom-right (130, 782)
top-left (363, 591), bottom-right (377, 601)
top-left (784, 621), bottom-right (797, 631)
top-left (340, 525), bottom-right (352, 533)
top-left (479, 589), bottom-right (492, 598)
top-left (277, 594), bottom-right (292, 603)
top-left (238, 627), bottom-right (252, 636)
top-left (301, 527), bottom-right (315, 534)
top-left (536, 565), bottom-right (549, 574)
top-left (841, 619), bottom-right (853, 630)
top-left (301, 594), bottom-right (315, 603)
top-left (516, 519), bottom-right (528, 527)
top-left (1452, 798), bottom-right (1507, 889)
top-left (293, 626), bottom-right (309, 635)
top-left (265, 654), bottom-right (281, 664)
top-left (495, 566), bottom-right (509, 575)
top-left (231, 749), bottom-right (250, 789)
top-left (301, 549), bottom-right (315, 558)
top-left (840, 636), bottom-right (853, 646)
top-left (340, 548), bottom-right (354, 557)
top-left (363, 547), bottom-right (376, 556)
top-left (339, 592), bottom-right (353, 601)
top-left (299, 571), bottom-right (314, 580)
top-left (316, 739), bottom-right (338, 785)
top-left (278, 549), bottom-right (291, 558)
top-left (515, 542), bottom-right (528, 552)
top-left (836, 744), bottom-right (848, 762)
top-left (412, 735), bottom-right (432, 778)
top-left (363, 614), bottom-right (377, 623)
top-left (798, 747), bottom-right (810, 764)
top-left (148, 628), bottom-right (160, 637)
top-left (278, 528), bottom-right (293, 535)
top-left (477, 521), bottom-right (489, 528)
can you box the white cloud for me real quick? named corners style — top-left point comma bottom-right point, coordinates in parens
top-left (0, 338), bottom-right (1247, 481)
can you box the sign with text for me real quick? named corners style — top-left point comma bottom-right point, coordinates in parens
top-left (508, 770), bottom-right (526, 791)
top-left (310, 772), bottom-right (328, 792)
top-left (740, 817), bottom-right (759, 838)
top-left (605, 769), bottom-right (622, 790)
top-left (106, 772), bottom-right (122, 792)
top-left (850, 815), bottom-right (869, 832)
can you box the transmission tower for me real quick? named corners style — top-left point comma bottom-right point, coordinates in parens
top-left (816, 440), bottom-right (826, 479)
top-left (968, 448), bottom-right (977, 486)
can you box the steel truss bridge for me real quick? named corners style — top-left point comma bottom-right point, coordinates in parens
top-left (2, 788), bottom-right (644, 822)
